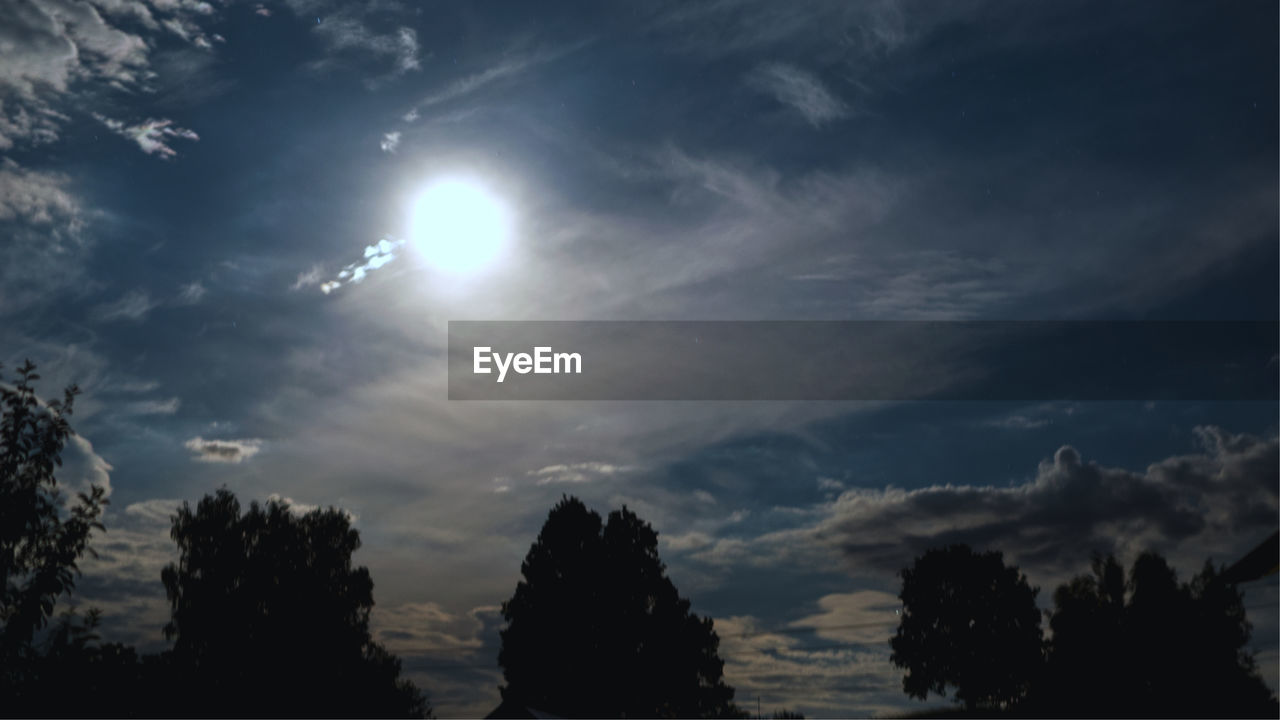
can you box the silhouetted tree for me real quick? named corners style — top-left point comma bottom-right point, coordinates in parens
top-left (890, 544), bottom-right (1043, 710)
top-left (497, 496), bottom-right (740, 718)
top-left (0, 361), bottom-right (108, 704)
top-left (1043, 551), bottom-right (1278, 718)
top-left (771, 709), bottom-right (805, 719)
top-left (161, 489), bottom-right (429, 718)
top-left (6, 607), bottom-right (160, 716)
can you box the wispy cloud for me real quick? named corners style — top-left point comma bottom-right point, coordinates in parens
top-left (94, 114), bottom-right (200, 158)
top-left (380, 131), bottom-right (400, 153)
top-left (266, 493), bottom-right (357, 522)
top-left (404, 40), bottom-right (591, 119)
top-left (121, 397), bottom-right (181, 416)
top-left (175, 281), bottom-right (206, 305)
top-left (124, 498), bottom-right (182, 525)
top-left (290, 265), bottom-right (324, 291)
top-left (183, 436), bottom-right (264, 464)
top-left (985, 414), bottom-right (1050, 430)
top-left (92, 289), bottom-right (159, 323)
top-left (302, 5), bottom-right (423, 84)
top-left (528, 462), bottom-right (634, 485)
top-left (747, 62), bottom-right (849, 126)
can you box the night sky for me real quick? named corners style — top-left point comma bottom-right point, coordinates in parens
top-left (2, 0), bottom-right (1277, 715)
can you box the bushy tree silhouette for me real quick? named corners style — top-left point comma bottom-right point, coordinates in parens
top-left (890, 544), bottom-right (1044, 710)
top-left (497, 496), bottom-right (740, 718)
top-left (161, 489), bottom-right (429, 718)
top-left (0, 361), bottom-right (108, 706)
top-left (1043, 551), bottom-right (1278, 718)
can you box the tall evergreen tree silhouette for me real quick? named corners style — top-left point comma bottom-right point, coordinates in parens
top-left (161, 489), bottom-right (429, 718)
top-left (497, 496), bottom-right (740, 718)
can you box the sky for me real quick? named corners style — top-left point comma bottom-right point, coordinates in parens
top-left (2, 0), bottom-right (1278, 716)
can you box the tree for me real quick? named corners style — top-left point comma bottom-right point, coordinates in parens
top-left (161, 489), bottom-right (429, 718)
top-left (889, 544), bottom-right (1044, 710)
top-left (497, 496), bottom-right (740, 718)
top-left (0, 360), bottom-right (108, 699)
top-left (1044, 551), bottom-right (1278, 717)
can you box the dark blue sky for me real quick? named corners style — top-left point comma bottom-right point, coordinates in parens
top-left (1, 0), bottom-right (1277, 715)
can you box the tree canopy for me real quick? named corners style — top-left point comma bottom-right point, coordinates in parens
top-left (1042, 551), bottom-right (1278, 718)
top-left (497, 496), bottom-right (740, 718)
top-left (0, 361), bottom-right (107, 705)
top-left (161, 489), bottom-right (429, 718)
top-left (889, 544), bottom-right (1044, 710)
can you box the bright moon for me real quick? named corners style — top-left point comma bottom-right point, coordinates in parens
top-left (409, 178), bottom-right (511, 275)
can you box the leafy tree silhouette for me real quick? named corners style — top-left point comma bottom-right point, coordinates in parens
top-left (0, 361), bottom-right (108, 707)
top-left (1043, 551), bottom-right (1278, 718)
top-left (889, 544), bottom-right (1044, 711)
top-left (161, 489), bottom-right (429, 718)
top-left (496, 496), bottom-right (741, 718)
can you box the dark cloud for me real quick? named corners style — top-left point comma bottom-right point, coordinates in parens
top-left (817, 426), bottom-right (1278, 581)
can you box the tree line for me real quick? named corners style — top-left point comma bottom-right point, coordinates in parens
top-left (2, 362), bottom-right (1276, 718)
top-left (890, 544), bottom-right (1278, 717)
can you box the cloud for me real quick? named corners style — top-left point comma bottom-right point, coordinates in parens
top-left (713, 589), bottom-right (909, 716)
top-left (788, 590), bottom-right (901, 644)
top-left (265, 493), bottom-right (358, 522)
top-left (316, 237), bottom-right (403, 294)
top-left (747, 62), bottom-right (849, 126)
top-left (371, 602), bottom-right (506, 717)
top-left (94, 114), bottom-right (200, 158)
top-left (647, 0), bottom-right (912, 61)
top-left (92, 289), bottom-right (159, 323)
top-left (298, 3), bottom-right (422, 83)
top-left (0, 158), bottom-right (87, 314)
top-left (404, 40), bottom-right (590, 118)
top-left (528, 462), bottom-right (634, 485)
top-left (815, 426), bottom-right (1279, 582)
top-left (175, 281), bottom-right (206, 305)
top-left (380, 131), bottom-right (400, 153)
top-left (290, 265), bottom-right (324, 291)
top-left (77, 498), bottom-right (178, 652)
top-left (373, 601), bottom-right (493, 656)
top-left (121, 397), bottom-right (181, 415)
top-left (0, 158), bottom-right (77, 225)
top-left (817, 477), bottom-right (845, 492)
top-left (986, 414), bottom-right (1051, 430)
top-left (123, 498), bottom-right (182, 525)
top-left (183, 436), bottom-right (264, 464)
top-left (714, 614), bottom-right (907, 718)
top-left (0, 0), bottom-right (218, 149)
top-left (62, 434), bottom-right (114, 499)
